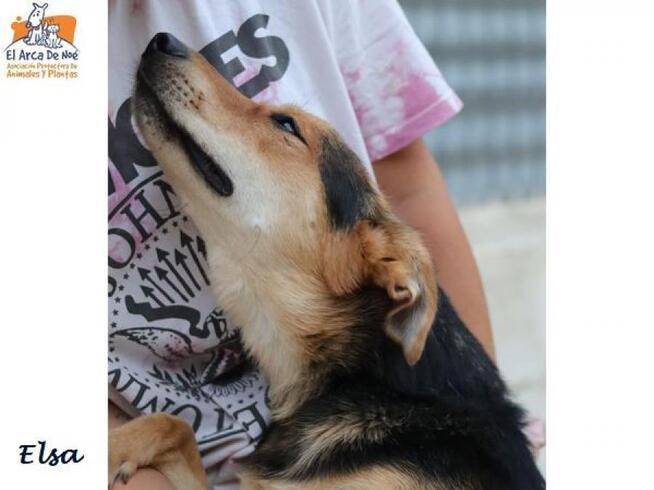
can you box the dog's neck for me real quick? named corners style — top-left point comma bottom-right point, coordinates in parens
top-left (205, 241), bottom-right (355, 419)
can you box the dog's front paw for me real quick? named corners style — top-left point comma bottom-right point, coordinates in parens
top-left (109, 422), bottom-right (142, 488)
top-left (109, 460), bottom-right (138, 488)
top-left (108, 413), bottom-right (209, 490)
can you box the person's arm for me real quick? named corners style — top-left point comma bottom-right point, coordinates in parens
top-left (373, 138), bottom-right (496, 360)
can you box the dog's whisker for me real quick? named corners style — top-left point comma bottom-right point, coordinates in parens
top-left (235, 225), bottom-right (262, 261)
top-left (296, 96), bottom-right (312, 110)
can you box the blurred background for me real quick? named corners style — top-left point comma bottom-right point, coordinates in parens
top-left (401, 0), bottom-right (546, 471)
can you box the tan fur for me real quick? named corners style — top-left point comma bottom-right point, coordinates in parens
top-left (110, 39), bottom-right (439, 489)
top-left (108, 413), bottom-right (208, 489)
top-left (323, 219), bottom-right (437, 365)
top-left (290, 409), bottom-right (389, 474)
top-left (239, 466), bottom-right (470, 490)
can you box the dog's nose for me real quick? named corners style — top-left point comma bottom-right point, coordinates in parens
top-left (144, 32), bottom-right (188, 58)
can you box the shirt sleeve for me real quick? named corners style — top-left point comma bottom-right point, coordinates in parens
top-left (318, 0), bottom-right (462, 161)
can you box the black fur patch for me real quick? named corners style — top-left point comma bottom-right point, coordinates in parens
top-left (318, 135), bottom-right (377, 229)
top-left (245, 289), bottom-right (545, 489)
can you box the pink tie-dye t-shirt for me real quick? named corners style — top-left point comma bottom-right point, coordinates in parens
top-left (108, 1), bottom-right (461, 488)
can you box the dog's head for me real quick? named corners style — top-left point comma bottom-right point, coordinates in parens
top-left (133, 33), bottom-right (437, 369)
top-left (27, 3), bottom-right (47, 28)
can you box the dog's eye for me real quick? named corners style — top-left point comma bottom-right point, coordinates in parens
top-left (271, 113), bottom-right (305, 143)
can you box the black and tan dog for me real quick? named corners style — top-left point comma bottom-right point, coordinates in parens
top-left (109, 33), bottom-right (545, 490)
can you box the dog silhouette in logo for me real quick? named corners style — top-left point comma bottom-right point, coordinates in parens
top-left (25, 3), bottom-right (48, 46)
top-left (44, 24), bottom-right (62, 48)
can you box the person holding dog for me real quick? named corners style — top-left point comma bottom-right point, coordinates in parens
top-left (108, 1), bottom-right (504, 488)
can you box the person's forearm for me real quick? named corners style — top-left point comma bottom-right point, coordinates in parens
top-left (373, 139), bottom-right (495, 360)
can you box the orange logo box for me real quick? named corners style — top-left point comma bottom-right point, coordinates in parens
top-left (11, 15), bottom-right (76, 44)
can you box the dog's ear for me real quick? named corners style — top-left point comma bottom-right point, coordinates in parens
top-left (362, 220), bottom-right (438, 365)
top-left (323, 219), bottom-right (437, 365)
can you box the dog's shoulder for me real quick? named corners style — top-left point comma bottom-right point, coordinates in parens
top-left (245, 290), bottom-right (544, 489)
top-left (244, 391), bottom-right (473, 488)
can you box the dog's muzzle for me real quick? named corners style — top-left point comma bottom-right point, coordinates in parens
top-left (136, 32), bottom-right (234, 197)
top-left (144, 32), bottom-right (188, 59)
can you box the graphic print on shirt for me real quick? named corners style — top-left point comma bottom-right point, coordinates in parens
top-left (108, 14), bottom-right (289, 445)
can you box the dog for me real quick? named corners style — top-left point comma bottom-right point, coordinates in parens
top-left (44, 24), bottom-right (62, 49)
top-left (24, 3), bottom-right (48, 46)
top-left (109, 33), bottom-right (545, 489)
